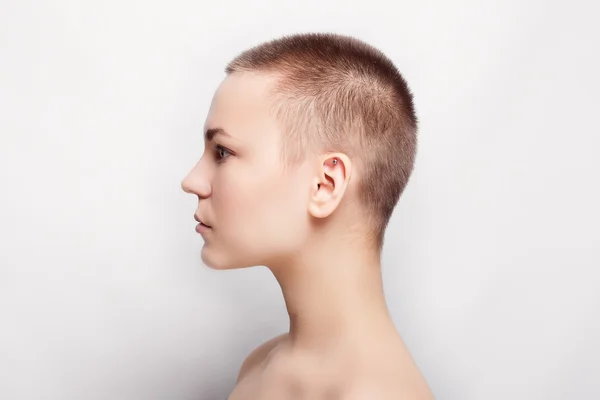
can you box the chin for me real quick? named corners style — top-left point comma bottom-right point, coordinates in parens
top-left (200, 246), bottom-right (255, 270)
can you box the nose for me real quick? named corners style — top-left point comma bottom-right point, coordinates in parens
top-left (181, 161), bottom-right (211, 198)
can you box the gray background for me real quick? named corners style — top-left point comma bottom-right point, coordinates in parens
top-left (1, 0), bottom-right (598, 399)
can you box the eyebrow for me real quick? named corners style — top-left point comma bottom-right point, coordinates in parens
top-left (204, 127), bottom-right (230, 142)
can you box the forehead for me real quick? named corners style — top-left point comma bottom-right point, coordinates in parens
top-left (205, 72), bottom-right (280, 145)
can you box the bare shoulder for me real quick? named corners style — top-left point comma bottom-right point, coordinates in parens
top-left (236, 333), bottom-right (287, 382)
top-left (344, 377), bottom-right (435, 400)
top-left (344, 382), bottom-right (434, 400)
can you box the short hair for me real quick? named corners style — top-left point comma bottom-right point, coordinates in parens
top-left (225, 33), bottom-right (418, 249)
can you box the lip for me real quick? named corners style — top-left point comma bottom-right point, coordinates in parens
top-left (195, 222), bottom-right (211, 234)
top-left (194, 214), bottom-right (212, 233)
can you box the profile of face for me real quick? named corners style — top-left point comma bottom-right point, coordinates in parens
top-left (181, 73), bottom-right (320, 270)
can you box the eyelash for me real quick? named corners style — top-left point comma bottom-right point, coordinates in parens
top-left (213, 144), bottom-right (233, 163)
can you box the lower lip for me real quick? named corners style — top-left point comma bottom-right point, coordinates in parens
top-left (195, 223), bottom-right (212, 234)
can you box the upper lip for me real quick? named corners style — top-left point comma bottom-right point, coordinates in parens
top-left (194, 214), bottom-right (211, 227)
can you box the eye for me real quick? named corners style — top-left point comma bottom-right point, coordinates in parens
top-left (214, 144), bottom-right (233, 163)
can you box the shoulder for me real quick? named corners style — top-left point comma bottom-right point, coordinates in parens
top-left (343, 375), bottom-right (435, 400)
top-left (236, 333), bottom-right (287, 382)
top-left (344, 385), bottom-right (434, 400)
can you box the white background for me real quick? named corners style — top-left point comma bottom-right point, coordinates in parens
top-left (1, 1), bottom-right (599, 399)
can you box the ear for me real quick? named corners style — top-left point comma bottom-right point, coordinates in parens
top-left (308, 153), bottom-right (352, 219)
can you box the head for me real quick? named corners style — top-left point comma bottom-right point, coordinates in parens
top-left (181, 33), bottom-right (418, 270)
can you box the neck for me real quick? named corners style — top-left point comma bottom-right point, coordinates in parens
top-left (269, 238), bottom-right (397, 351)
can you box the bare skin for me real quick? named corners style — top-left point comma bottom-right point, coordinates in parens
top-left (181, 71), bottom-right (434, 399)
top-left (230, 334), bottom-right (430, 400)
top-left (228, 245), bottom-right (433, 400)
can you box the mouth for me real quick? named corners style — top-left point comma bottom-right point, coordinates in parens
top-left (194, 214), bottom-right (212, 229)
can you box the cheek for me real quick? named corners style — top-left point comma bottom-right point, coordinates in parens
top-left (212, 172), bottom-right (271, 238)
top-left (214, 171), bottom-right (305, 242)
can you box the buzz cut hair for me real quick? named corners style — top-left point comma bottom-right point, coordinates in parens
top-left (225, 32), bottom-right (418, 249)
